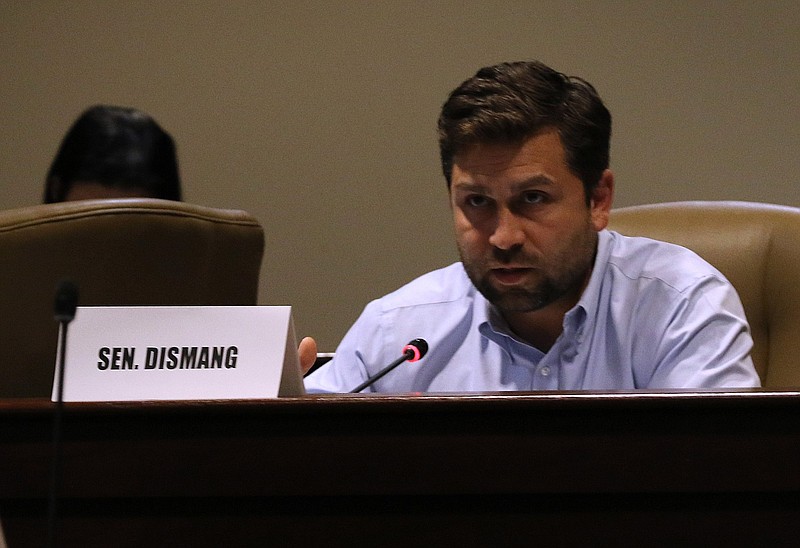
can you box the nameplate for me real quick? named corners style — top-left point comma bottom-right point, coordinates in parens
top-left (52, 306), bottom-right (305, 402)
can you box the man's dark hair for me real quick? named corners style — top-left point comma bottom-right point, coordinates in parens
top-left (437, 60), bottom-right (611, 199)
top-left (44, 104), bottom-right (182, 203)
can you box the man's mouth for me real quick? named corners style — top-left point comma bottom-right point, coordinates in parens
top-left (489, 267), bottom-right (533, 285)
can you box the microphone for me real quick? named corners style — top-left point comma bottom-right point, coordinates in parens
top-left (350, 338), bottom-right (428, 393)
top-left (52, 280), bottom-right (78, 403)
top-left (54, 280), bottom-right (79, 324)
top-left (48, 280), bottom-right (79, 548)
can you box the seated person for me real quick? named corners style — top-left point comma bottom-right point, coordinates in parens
top-left (44, 104), bottom-right (182, 203)
top-left (301, 60), bottom-right (760, 393)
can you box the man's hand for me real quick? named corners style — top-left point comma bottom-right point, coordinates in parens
top-left (298, 336), bottom-right (318, 375)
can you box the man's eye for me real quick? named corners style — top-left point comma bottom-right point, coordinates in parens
top-left (466, 195), bottom-right (489, 207)
top-left (522, 192), bottom-right (545, 204)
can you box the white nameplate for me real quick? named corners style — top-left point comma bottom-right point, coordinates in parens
top-left (52, 306), bottom-right (305, 402)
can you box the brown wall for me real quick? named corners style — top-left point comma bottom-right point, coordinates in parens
top-left (2, 1), bottom-right (798, 350)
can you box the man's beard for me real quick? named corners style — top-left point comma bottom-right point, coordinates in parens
top-left (458, 233), bottom-right (597, 314)
top-left (470, 269), bottom-right (570, 313)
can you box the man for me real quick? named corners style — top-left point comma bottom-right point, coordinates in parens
top-left (300, 60), bottom-right (760, 392)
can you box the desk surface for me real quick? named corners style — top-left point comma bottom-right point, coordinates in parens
top-left (2, 390), bottom-right (800, 546)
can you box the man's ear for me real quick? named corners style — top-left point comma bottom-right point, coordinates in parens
top-left (590, 169), bottom-right (614, 231)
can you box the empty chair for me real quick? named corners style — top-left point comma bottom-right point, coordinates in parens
top-left (0, 198), bottom-right (264, 397)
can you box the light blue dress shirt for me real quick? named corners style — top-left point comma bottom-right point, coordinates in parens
top-left (304, 230), bottom-right (760, 393)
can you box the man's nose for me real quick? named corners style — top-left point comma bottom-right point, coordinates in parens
top-left (488, 208), bottom-right (525, 250)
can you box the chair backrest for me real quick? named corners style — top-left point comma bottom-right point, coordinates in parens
top-left (0, 198), bottom-right (264, 397)
top-left (608, 201), bottom-right (800, 388)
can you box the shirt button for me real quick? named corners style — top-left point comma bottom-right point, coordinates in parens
top-left (540, 366), bottom-right (551, 377)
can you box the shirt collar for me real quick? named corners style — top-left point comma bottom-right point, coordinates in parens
top-left (475, 293), bottom-right (518, 351)
top-left (568, 229), bottom-right (612, 330)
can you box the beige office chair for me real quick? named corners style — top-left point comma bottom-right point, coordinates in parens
top-left (608, 201), bottom-right (800, 388)
top-left (0, 198), bottom-right (265, 397)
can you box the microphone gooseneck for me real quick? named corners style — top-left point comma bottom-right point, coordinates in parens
top-left (349, 338), bottom-right (428, 393)
top-left (48, 280), bottom-right (79, 548)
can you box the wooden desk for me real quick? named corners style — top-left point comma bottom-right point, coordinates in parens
top-left (2, 391), bottom-right (800, 546)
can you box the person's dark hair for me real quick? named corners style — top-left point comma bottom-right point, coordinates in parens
top-left (437, 60), bottom-right (611, 199)
top-left (44, 105), bottom-right (182, 203)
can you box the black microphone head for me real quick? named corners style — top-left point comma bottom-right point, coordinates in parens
top-left (54, 280), bottom-right (79, 323)
top-left (403, 338), bottom-right (428, 362)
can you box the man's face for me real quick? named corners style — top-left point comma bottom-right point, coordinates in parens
top-left (450, 129), bottom-right (612, 315)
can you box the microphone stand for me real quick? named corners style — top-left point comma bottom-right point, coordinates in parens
top-left (47, 281), bottom-right (79, 548)
top-left (349, 339), bottom-right (428, 393)
top-left (350, 349), bottom-right (415, 393)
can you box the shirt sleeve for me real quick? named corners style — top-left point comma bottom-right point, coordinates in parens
top-left (303, 299), bottom-right (386, 393)
top-left (640, 275), bottom-right (761, 389)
